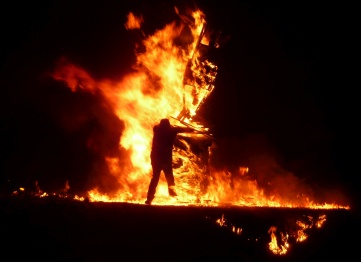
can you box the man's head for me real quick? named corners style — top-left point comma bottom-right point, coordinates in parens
top-left (159, 118), bottom-right (171, 128)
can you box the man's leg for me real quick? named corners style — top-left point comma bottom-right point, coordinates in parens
top-left (163, 161), bottom-right (177, 197)
top-left (146, 164), bottom-right (161, 204)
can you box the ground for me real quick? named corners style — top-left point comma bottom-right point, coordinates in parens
top-left (1, 195), bottom-right (358, 261)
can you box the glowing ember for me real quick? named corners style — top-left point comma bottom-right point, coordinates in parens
top-left (40, 192), bottom-right (49, 198)
top-left (49, 5), bottom-right (350, 210)
top-left (232, 225), bottom-right (242, 235)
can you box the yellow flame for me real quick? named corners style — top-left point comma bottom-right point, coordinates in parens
top-left (40, 192), bottom-right (49, 198)
top-left (216, 213), bottom-right (227, 227)
top-left (316, 214), bottom-right (326, 228)
top-left (268, 226), bottom-right (288, 255)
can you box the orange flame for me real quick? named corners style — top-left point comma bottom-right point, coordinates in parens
top-left (50, 6), bottom-right (350, 210)
top-left (125, 12), bottom-right (143, 30)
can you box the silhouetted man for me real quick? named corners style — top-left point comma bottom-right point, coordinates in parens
top-left (145, 118), bottom-right (193, 205)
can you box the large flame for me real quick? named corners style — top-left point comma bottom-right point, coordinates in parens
top-left (50, 6), bottom-right (349, 209)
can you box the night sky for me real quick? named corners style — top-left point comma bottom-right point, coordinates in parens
top-left (0, 1), bottom-right (357, 207)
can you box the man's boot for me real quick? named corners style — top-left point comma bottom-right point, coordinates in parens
top-left (168, 186), bottom-right (177, 197)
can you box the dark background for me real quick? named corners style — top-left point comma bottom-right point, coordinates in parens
top-left (0, 1), bottom-right (357, 207)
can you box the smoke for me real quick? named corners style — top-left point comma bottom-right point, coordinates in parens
top-left (0, 72), bottom-right (128, 196)
top-left (208, 133), bottom-right (349, 205)
top-left (44, 81), bottom-right (128, 195)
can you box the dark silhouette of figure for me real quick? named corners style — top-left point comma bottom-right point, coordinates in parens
top-left (145, 118), bottom-right (193, 205)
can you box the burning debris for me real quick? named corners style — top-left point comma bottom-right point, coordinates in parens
top-left (11, 180), bottom-right (84, 201)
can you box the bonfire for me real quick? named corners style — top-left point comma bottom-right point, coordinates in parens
top-left (4, 3), bottom-right (354, 258)
top-left (7, 5), bottom-right (346, 210)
